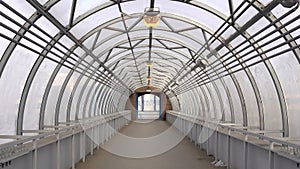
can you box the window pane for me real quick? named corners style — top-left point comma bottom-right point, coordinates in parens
top-left (23, 59), bottom-right (57, 130)
top-left (235, 71), bottom-right (259, 127)
top-left (0, 46), bottom-right (37, 134)
top-left (45, 67), bottom-right (70, 125)
top-left (270, 52), bottom-right (300, 138)
top-left (250, 63), bottom-right (282, 135)
top-left (49, 0), bottom-right (72, 26)
top-left (0, 38), bottom-right (10, 60)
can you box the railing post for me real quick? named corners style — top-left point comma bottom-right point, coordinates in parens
top-left (56, 133), bottom-right (60, 169)
top-left (72, 129), bottom-right (75, 169)
top-left (32, 139), bottom-right (37, 169)
top-left (269, 141), bottom-right (274, 169)
top-left (243, 134), bottom-right (248, 169)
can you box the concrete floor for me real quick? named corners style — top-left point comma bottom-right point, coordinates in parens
top-left (75, 120), bottom-right (225, 169)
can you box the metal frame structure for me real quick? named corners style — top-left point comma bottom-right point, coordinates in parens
top-left (0, 0), bottom-right (300, 160)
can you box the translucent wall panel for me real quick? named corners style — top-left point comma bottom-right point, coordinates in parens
top-left (202, 86), bottom-right (214, 119)
top-left (152, 29), bottom-right (202, 51)
top-left (157, 0), bottom-right (225, 31)
top-left (194, 0), bottom-right (230, 16)
top-left (91, 84), bottom-right (103, 116)
top-left (191, 88), bottom-right (201, 116)
top-left (94, 34), bottom-right (128, 58)
top-left (235, 71), bottom-right (260, 127)
top-left (215, 79), bottom-right (232, 122)
top-left (77, 80), bottom-right (94, 119)
top-left (0, 12), bottom-right (20, 38)
top-left (271, 52), bottom-right (300, 138)
top-left (196, 87), bottom-right (207, 117)
top-left (103, 88), bottom-right (112, 114)
top-left (96, 86), bottom-right (107, 115)
top-left (74, 0), bottom-right (109, 19)
top-left (44, 67), bottom-right (70, 125)
top-left (187, 90), bottom-right (196, 115)
top-left (37, 0), bottom-right (48, 5)
top-left (169, 97), bottom-right (180, 111)
top-left (82, 81), bottom-right (97, 118)
top-left (3, 0), bottom-right (36, 18)
top-left (59, 36), bottom-right (75, 49)
top-left (70, 5), bottom-right (120, 38)
top-left (35, 16), bottom-right (60, 36)
top-left (70, 74), bottom-right (87, 121)
top-left (0, 38), bottom-right (10, 60)
top-left (208, 83), bottom-right (222, 119)
top-left (250, 63), bottom-right (282, 133)
top-left (235, 5), bottom-right (258, 26)
top-left (223, 76), bottom-right (243, 124)
top-left (23, 59), bottom-right (57, 130)
top-left (0, 46), bottom-right (36, 134)
top-left (49, 0), bottom-right (72, 26)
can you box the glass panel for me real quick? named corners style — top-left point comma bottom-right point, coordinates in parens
top-left (91, 84), bottom-right (102, 117)
top-left (78, 79), bottom-right (94, 118)
top-left (74, 0), bottom-right (109, 19)
top-left (0, 38), bottom-right (10, 60)
top-left (29, 26), bottom-right (52, 42)
top-left (154, 27), bottom-right (204, 50)
top-left (200, 86), bottom-right (213, 118)
top-left (223, 76), bottom-right (243, 124)
top-left (49, 0), bottom-right (72, 26)
top-left (163, 17), bottom-right (197, 31)
top-left (84, 82), bottom-right (97, 117)
top-left (236, 6), bottom-right (258, 26)
top-left (208, 84), bottom-right (220, 119)
top-left (70, 5), bottom-right (120, 38)
top-left (93, 34), bottom-right (128, 57)
top-left (96, 29), bottom-right (122, 45)
top-left (159, 0), bottom-right (224, 31)
top-left (23, 59), bottom-right (57, 130)
top-left (194, 87), bottom-right (205, 116)
top-left (250, 63), bottom-right (282, 136)
top-left (38, 0), bottom-right (48, 5)
top-left (235, 71), bottom-right (259, 127)
top-left (45, 67), bottom-right (70, 125)
top-left (70, 76), bottom-right (88, 120)
top-left (83, 32), bottom-right (97, 50)
top-left (221, 25), bottom-right (236, 40)
top-left (59, 71), bottom-right (80, 123)
top-left (59, 35), bottom-right (75, 49)
top-left (215, 79), bottom-right (231, 122)
top-left (3, 0), bottom-right (36, 18)
top-left (194, 0), bottom-right (230, 16)
top-left (20, 33), bottom-right (44, 53)
top-left (270, 52), bottom-right (300, 138)
top-left (0, 46), bottom-right (37, 135)
top-left (0, 10), bottom-right (22, 35)
top-left (35, 16), bottom-right (60, 37)
top-left (183, 28), bottom-right (206, 45)
top-left (120, 0), bottom-right (148, 15)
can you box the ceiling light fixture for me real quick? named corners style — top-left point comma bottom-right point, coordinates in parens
top-left (144, 7), bottom-right (160, 27)
top-left (146, 61), bottom-right (153, 67)
top-left (146, 76), bottom-right (152, 80)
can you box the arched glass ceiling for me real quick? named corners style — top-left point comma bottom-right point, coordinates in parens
top-left (0, 0), bottom-right (300, 143)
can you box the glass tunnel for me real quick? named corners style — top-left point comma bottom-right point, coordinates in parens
top-left (0, 0), bottom-right (300, 169)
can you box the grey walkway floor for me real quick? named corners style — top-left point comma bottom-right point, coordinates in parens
top-left (75, 120), bottom-right (225, 169)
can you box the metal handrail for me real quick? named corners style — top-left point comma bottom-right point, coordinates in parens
top-left (0, 111), bottom-right (130, 150)
top-left (167, 111), bottom-right (300, 153)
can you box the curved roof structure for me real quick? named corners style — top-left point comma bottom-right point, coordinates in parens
top-left (0, 0), bottom-right (300, 140)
